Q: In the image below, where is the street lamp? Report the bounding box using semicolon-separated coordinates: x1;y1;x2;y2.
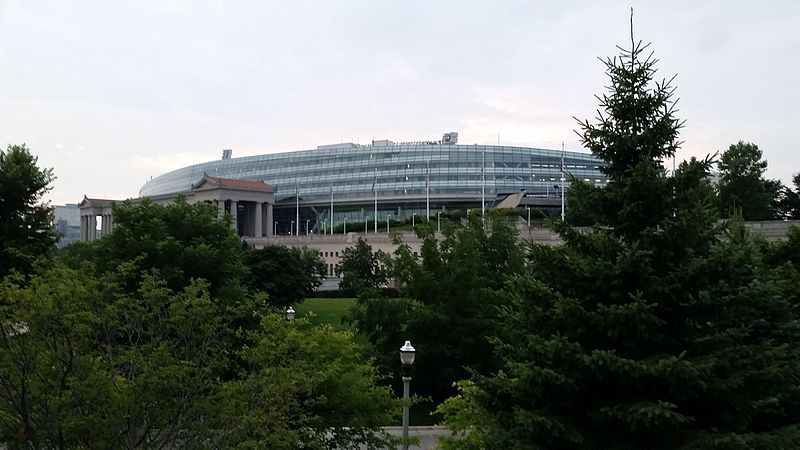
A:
400;340;416;450
387;214;392;235
274;221;278;236
365;216;369;234
291;220;295;236
323;219;327;235
527;207;531;227
437;211;441;233
412;212;416;228
344;216;348;234
286;306;296;321
305;219;310;235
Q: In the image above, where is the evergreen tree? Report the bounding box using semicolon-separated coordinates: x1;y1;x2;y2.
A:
439;28;800;449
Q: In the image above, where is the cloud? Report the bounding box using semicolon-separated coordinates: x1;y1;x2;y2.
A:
127;153;207;175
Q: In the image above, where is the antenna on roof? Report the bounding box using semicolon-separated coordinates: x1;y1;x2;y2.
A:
222;149;232;160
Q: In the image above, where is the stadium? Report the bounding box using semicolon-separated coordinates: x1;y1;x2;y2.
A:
138;132;608;234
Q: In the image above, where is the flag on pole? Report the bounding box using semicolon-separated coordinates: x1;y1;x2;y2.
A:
372;174;377;192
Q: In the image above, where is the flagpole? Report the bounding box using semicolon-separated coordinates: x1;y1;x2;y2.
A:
295;180;300;235
481;151;485;219
561;142;565;221
330;185;334;234
426;160;430;221
373;169;378;234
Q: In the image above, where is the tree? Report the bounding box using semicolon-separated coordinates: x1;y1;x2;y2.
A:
717;141;775;220
207;314;399;448
243;244;325;308
0;144;57;280
775;172;800;219
0;265;228;447
439;28;800;449
350;216;526;403
60;196;248;306
0;265;398;448
335;237;388;295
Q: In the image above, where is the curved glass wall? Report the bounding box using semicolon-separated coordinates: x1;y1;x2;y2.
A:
139;143;607;233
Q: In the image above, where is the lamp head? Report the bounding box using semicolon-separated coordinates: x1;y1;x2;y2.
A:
399;340;416;367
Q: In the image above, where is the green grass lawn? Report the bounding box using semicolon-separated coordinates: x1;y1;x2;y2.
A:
295;297;356;329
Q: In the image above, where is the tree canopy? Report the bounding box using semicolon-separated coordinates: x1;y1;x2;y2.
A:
243;244;325;308
334;237;388;296
348;217;527;403
438;31;800;449
0;144;56;280
0;265;397;448
717;141;776;220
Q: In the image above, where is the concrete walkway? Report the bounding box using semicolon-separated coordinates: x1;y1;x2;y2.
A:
378;426;452;449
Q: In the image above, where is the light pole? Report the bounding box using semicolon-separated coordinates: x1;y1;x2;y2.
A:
323;219;327;235
344;216;348;234
305;219;310;235
437;211;441;233
400;340;416;450
365;216;369;234
286;307;296;321
412;212;415;228
387;214;392;235
290;220;295;236
527;207;531;227
274;221;278;236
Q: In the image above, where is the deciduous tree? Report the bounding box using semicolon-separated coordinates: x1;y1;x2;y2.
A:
717;141;775;220
243;244;325;308
0;144;56;280
335;237;388;295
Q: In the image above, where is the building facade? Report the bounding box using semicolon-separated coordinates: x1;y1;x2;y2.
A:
139;133;608;234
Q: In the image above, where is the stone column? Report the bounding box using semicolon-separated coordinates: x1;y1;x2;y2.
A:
254;202;263;238
80;215;86;241
266;203;274;237
230;200;238;235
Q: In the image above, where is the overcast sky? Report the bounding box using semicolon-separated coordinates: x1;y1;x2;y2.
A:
1;1;798;204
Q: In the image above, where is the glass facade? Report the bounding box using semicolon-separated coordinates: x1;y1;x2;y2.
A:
139;142;607;233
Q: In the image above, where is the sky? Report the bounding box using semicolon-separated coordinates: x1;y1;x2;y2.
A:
1;1;798;204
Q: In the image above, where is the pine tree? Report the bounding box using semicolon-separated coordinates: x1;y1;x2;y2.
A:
439;19;800;450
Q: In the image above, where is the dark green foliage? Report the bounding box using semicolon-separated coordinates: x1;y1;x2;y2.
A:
774;173;800;219
243;244;325;308
717;141;776;220
0;265;227;447
439;33;800;449
0;144;57;280
335;237;388;295
61;196;248;305
208;314;398;449
573;39;682;238
0;266;397;448
350;216;527;403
